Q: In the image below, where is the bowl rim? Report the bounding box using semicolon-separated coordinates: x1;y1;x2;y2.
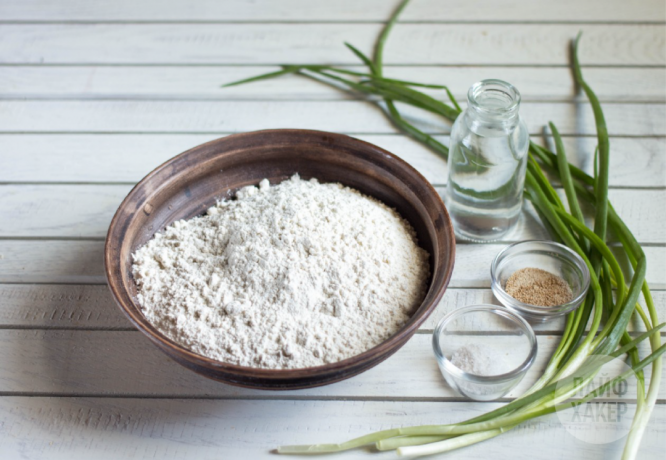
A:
490;239;591;317
104;128;456;382
432;304;538;383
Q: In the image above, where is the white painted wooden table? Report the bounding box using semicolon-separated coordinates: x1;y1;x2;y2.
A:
0;1;665;458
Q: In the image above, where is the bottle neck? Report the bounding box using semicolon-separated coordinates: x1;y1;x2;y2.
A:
466;79;521;130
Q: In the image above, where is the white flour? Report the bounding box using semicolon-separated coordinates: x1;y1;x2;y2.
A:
132;175;430;369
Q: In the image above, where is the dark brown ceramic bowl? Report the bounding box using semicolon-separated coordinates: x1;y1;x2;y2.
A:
105;129;455;390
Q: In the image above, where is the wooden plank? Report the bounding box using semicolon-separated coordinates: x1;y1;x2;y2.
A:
1;66;664;102
0;185;132;238
1;24;663;65
0;398;662;460
0;100;664;136
0;330;662;400
1;0;664;22
0;185;663;242
1;135;664;188
0;240;106;284
2;284;663;335
0;134;452;186
2;241;664;288
446;244;666;289
0;284;130;329
420;288;666;334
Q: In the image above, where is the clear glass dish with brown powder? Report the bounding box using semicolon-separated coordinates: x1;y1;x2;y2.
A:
491;241;590;323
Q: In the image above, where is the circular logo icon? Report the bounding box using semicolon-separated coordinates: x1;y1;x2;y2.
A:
555;354;637;444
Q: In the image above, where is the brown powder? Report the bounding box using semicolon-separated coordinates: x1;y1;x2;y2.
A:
505;267;573;307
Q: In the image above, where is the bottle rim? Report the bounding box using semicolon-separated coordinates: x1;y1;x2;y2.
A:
467;79;521;116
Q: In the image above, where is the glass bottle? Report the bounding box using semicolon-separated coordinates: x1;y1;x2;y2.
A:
446;79;529;242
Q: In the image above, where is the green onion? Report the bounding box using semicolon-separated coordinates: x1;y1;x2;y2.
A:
223;1;663;458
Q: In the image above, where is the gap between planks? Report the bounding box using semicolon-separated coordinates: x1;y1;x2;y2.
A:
1;20;665;25
1;63;665;68
0;393;660;405
1;184;663;190
1;0;664;22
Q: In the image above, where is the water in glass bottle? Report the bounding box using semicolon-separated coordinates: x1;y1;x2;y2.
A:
446;79;529;242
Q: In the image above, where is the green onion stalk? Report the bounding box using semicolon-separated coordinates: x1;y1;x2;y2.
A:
223;0;663;457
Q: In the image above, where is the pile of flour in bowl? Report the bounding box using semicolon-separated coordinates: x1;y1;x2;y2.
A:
132;174;430;369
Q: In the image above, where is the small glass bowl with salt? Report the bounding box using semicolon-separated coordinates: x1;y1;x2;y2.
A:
432;305;537;401
491;240;590;323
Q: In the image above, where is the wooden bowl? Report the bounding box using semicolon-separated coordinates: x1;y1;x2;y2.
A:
105;129;455;390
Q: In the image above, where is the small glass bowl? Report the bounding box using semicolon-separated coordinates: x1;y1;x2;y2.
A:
432;304;537;401
491;240;590;323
